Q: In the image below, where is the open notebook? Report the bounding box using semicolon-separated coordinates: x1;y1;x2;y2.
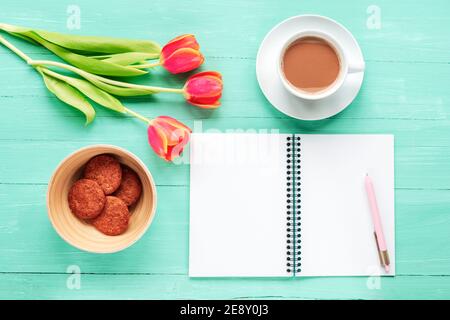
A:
189;133;395;277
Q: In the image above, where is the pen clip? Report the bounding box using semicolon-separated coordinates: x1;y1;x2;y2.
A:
374;232;390;267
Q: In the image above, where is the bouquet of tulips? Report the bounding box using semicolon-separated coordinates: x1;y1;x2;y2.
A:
0;23;223;161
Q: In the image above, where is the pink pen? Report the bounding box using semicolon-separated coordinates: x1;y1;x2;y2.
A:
365;174;390;273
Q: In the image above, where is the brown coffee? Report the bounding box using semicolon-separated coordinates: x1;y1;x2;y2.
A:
282;37;340;93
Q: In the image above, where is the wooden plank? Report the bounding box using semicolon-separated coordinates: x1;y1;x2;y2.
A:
0;185;448;276
0;57;449;121
0;273;449;299
0;0;449;63
1;141;450;190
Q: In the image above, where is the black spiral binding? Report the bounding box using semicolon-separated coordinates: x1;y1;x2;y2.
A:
295;135;302;275
285;135;302;276
285;135;294;275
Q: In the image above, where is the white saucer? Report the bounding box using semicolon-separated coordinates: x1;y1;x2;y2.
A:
256;15;365;121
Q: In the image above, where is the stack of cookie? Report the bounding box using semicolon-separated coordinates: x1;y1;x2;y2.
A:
68;154;142;236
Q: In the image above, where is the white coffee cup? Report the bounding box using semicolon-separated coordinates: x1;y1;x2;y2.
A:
278;30;365;100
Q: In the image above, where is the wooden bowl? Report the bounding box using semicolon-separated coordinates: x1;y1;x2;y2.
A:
47;145;157;253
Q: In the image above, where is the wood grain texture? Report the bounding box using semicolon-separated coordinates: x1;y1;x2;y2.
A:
0;0;449;299
1;274;449;300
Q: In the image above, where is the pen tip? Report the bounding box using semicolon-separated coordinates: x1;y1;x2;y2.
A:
384;265;390;273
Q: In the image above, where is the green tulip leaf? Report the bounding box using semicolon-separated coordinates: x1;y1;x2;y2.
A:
37;67;95;125
1;23;160;95
101;52;159;65
2;26;149;77
0;23;161;55
41;68;126;113
9;32;38;45
44;65;158;96
35;30;161;55
84;76;157;96
26;31;147;77
0;23;29;33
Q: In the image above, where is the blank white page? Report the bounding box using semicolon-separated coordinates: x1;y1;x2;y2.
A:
189;133;289;277
298;134;395;276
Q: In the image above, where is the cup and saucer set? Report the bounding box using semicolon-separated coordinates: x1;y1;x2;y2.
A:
256;15;365;120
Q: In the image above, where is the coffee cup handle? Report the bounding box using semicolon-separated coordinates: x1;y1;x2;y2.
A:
348;60;365;74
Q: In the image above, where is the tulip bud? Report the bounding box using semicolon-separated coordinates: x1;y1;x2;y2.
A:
183;71;223;109
161;34;199;58
160;34;204;74
147;116;192;161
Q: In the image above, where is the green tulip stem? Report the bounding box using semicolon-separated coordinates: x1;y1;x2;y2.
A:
133;61;162;69
30;60;184;94
123;107;152;125
0;35;32;63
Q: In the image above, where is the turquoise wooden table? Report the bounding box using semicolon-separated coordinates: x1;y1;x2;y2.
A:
0;0;449;299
